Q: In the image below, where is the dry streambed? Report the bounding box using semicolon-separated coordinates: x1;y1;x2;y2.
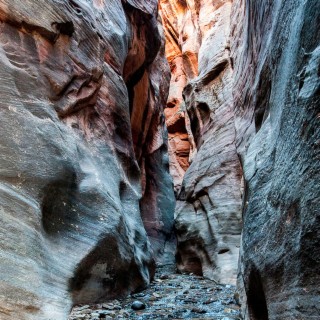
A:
69;266;241;319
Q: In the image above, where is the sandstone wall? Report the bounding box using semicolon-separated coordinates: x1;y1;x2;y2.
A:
159;0;198;192
0;1;174;319
231;0;320;318
161;4;319;320
160;0;243;284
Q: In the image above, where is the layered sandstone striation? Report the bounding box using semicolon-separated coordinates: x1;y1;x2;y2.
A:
1;0;319;319
160;0;243;284
231;0;320;318
162;0;319;318
159;0;197;192
0;0;174;319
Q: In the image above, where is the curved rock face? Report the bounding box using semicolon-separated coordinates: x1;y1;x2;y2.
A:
161;5;319;318
231;0;320;318
160;0;243;284
0;1;174;319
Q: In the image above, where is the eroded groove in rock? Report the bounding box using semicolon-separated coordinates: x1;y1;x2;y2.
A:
0;1;174;319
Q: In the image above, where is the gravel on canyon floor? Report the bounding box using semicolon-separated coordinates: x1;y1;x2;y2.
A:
69;265;241;320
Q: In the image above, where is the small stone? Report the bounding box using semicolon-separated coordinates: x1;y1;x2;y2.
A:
191;307;206;314
80;309;92;314
203;299;216;305
76;305;90;311
183;299;197;303
131;300;146;310
152;292;161;297
132;292;145;298
91;313;99;317
160;274;169;280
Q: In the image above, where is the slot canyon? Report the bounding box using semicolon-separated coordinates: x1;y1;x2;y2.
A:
0;0;319;319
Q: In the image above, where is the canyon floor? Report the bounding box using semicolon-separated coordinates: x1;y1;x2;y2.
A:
69;265;241;320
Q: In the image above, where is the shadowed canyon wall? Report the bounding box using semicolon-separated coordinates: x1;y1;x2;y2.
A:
0;0;174;319
161;0;320;318
231;0;320;319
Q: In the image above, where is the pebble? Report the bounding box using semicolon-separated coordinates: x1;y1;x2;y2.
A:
191;307;207;314
76;305;90;311
132;292;145;298
131;300;146;310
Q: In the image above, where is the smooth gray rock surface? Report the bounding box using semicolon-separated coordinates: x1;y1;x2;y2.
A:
231;0;320;318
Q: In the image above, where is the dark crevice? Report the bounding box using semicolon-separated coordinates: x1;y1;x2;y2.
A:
254;64;272;132
119;181;128;200
167;115;188;134
247;268;269;320
191;187;208;202
52;21;75;37
69;0;82;14
125;66;146;116
189;110;201;147
198;102;210;126
218;249;230;254
230;57;234;70
201;60;228;86
134;80;154;161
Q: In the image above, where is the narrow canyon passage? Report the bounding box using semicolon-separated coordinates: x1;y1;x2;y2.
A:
0;0;319;320
69;2;245;318
69;2;244;316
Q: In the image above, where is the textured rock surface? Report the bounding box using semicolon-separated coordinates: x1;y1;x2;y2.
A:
230;0;320;318
69;265;241;319
159;0;197;192
0;1;174;319
161;5;319;320
160;0;243;285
